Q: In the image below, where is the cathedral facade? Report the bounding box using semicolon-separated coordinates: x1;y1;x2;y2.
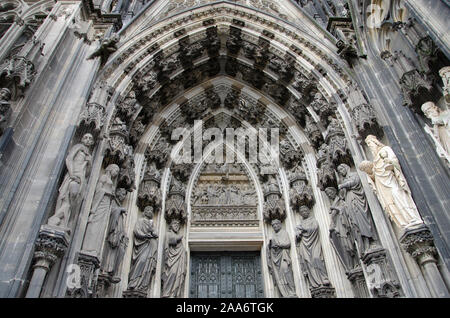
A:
0;0;449;298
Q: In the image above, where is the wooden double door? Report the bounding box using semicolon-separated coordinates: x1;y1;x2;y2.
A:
189;251;264;298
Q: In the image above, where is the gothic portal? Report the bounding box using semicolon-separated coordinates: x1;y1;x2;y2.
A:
0;0;449;299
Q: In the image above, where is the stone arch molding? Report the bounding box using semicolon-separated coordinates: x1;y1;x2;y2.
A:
47;1;411;299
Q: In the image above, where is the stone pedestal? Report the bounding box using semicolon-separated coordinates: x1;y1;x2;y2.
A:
310;286;336;298
122;290;148;298
400;225;450;297
347;266;370;298
25;225;70;298
66;252;100;298
362;247;402;298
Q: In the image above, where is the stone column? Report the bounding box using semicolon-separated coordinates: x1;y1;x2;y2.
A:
400;225;450;298
25;225;70;298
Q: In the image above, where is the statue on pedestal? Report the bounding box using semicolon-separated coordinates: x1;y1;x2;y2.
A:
359;135;424;230
267;219;297;298
127;206;159;292
100;188;128;283
421;102;450;166
295;206;331;289
82;164;121;256
161;219;186;298
337;164;375;255
48;133;94;227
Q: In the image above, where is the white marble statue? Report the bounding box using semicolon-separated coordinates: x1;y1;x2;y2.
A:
359;135;424;230
421;102;450;166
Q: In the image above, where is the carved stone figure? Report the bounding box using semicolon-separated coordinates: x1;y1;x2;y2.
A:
359;135;424;230
127;206;159;292
0;87;11;135
279;139;304;169
82;164;121;256
337;164;375;255
325;187;358;272
117;91;139;120
295;206;331;289
316;143;337;191
440;66;450;105
87;34;119;66
311;92;336;124
305;116;323;148
421;102;450;165
100;188;128;283
267;219;297;298
161;219;187;298
48;133;94;227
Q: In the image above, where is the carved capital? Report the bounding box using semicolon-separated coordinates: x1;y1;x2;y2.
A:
33;225;70;271
400;225;438;266
0;56;36;97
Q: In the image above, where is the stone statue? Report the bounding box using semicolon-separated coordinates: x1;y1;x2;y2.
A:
325;187;358;272
82;164;121;256
295;206;331;289
267;219;297;298
87;34;119;65
359;135;424;230
161;219;186;298
100;188;128;283
48;133;94;227
439;66;450;105
337;163;375;255
0;87;11;135
127;206;159;292
421;102;450;166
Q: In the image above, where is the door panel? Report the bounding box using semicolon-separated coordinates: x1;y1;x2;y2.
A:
190;252;264;298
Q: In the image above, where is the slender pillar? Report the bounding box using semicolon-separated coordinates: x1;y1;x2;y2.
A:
25;225;70;298
400;225;450;298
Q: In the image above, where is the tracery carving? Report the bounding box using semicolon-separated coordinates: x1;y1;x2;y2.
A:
263;175;286;222
289;165;314;211
324;117;352;166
